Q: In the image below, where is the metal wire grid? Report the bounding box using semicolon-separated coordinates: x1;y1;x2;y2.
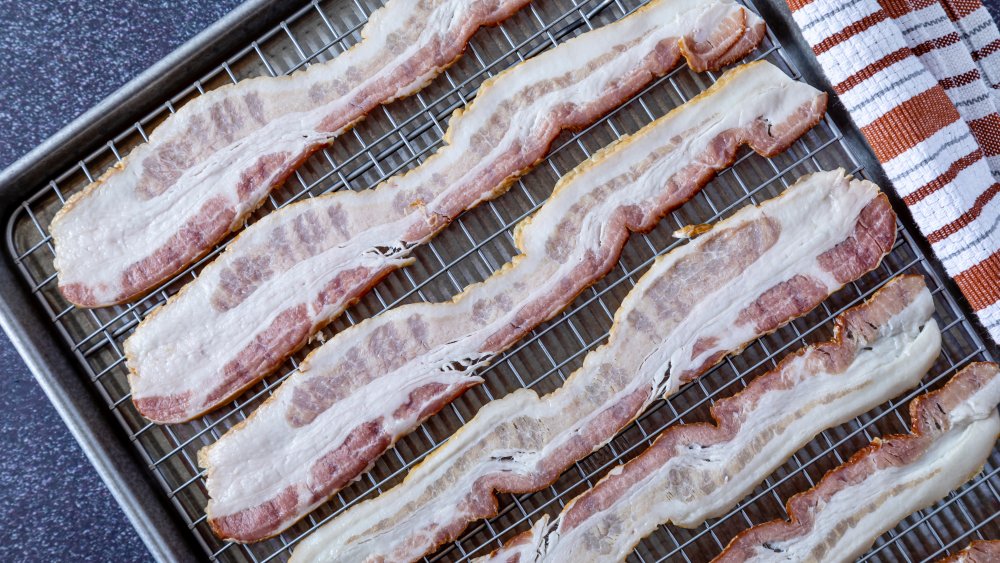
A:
4;0;996;561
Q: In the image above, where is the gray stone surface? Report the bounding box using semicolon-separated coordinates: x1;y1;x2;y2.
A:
0;1;998;562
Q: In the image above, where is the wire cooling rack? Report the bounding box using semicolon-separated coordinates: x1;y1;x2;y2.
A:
5;0;997;561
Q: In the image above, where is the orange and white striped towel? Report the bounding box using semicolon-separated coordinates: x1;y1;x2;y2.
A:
786;0;1000;343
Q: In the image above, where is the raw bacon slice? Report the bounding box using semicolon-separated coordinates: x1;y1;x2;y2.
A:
200;61;828;543
482;275;940;562
125;0;768;423
939;541;1000;563
713;362;1000;563
283;167;898;562
50;0;533;308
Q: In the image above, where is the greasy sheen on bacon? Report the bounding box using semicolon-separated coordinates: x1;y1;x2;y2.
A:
51;0;532;308
124;0;769;424
939;541;1000;563
714;362;1000;563
200;61;828;544
286;168;897;563
483;275;941;562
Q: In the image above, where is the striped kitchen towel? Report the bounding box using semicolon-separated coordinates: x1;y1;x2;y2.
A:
785;0;1000;344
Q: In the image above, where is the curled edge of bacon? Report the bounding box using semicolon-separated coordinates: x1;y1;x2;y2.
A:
713;361;1000;563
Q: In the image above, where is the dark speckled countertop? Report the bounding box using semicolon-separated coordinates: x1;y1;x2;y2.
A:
1;1;999;561
0;2;240;560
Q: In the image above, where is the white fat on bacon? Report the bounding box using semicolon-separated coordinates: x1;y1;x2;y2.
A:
714;362;1000;563
124;0;767;424
286;168;897;563
50;0;531;308
200;61;829;544
483;275;941;562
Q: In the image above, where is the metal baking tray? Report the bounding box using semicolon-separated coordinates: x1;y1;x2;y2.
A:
1;1;996;561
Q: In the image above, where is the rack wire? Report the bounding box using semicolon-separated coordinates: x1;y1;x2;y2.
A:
5;0;997;561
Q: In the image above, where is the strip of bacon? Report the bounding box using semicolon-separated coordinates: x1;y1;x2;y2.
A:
481;275;941;562
199;61;828;543
713;362;1000;563
938;541;1000;563
124;0;768;423
50;0;533;308
284;167;897;562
